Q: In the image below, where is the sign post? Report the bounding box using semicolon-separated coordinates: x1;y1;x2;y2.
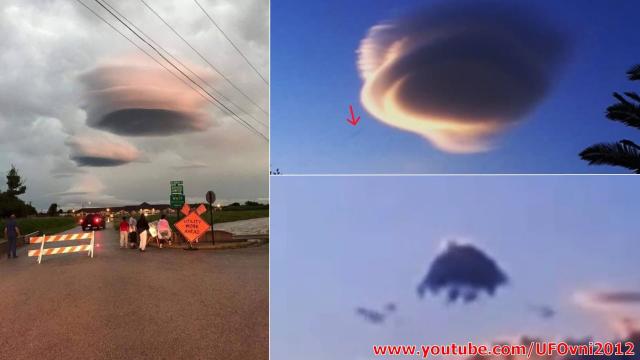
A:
170;181;185;244
206;190;216;245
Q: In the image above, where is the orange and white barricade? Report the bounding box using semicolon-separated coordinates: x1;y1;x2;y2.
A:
28;232;95;264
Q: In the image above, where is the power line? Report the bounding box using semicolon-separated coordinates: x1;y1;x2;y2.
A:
92;0;267;140
92;0;268;140
193;0;268;85
139;0;269;116
74;0;267;141
99;0;267;130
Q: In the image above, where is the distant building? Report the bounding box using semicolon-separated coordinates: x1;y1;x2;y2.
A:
76;202;176;217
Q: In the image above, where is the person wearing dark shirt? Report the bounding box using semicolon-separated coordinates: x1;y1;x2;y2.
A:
137;214;150;252
4;214;20;259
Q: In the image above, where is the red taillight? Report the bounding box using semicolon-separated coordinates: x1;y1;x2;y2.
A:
94;218;100;224
79;219;84;224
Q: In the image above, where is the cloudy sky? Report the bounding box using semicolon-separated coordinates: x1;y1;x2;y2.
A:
0;0;268;210
271;176;640;359
272;0;640;173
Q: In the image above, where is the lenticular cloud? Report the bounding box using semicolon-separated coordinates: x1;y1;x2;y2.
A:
67;135;141;167
357;1;568;153
81;60;213;136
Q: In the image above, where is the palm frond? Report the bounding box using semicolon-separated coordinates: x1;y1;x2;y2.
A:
606;92;640;129
628;64;640;81
579;140;640;173
624;92;640;103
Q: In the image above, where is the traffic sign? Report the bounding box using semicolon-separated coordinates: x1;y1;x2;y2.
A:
170;193;185;208
180;203;191;216
196;204;207;215
175;211;210;243
170;180;184;194
206;190;216;204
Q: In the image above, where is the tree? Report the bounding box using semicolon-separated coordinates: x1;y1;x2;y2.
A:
47;203;58;217
5;165;27;197
0;165;36;217
580;64;640;172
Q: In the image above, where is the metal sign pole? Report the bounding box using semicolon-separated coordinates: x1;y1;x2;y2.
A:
210;205;214;246
176;208;181;245
206;190;216;246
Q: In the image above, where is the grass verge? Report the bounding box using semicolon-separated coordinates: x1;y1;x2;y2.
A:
0;216;77;239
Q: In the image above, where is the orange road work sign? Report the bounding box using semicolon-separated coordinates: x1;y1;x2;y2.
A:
180;203;191;217
175;205;210;243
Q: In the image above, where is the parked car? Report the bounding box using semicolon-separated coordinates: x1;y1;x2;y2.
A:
80;213;105;231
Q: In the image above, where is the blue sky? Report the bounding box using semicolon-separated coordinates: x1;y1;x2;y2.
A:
271;0;640;174
271;175;640;359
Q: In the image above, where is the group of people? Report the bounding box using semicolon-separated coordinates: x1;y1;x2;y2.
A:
2;212;173;258
118;213;172;252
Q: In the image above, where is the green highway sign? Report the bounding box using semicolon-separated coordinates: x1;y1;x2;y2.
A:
170;180;184;194
170;193;185;208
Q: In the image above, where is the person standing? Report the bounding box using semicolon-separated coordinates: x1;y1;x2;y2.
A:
128;212;138;248
118;216;129;248
137;213;150;252
156;214;171;249
4;214;20;259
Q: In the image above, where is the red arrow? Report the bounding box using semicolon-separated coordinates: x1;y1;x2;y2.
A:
346;105;360;126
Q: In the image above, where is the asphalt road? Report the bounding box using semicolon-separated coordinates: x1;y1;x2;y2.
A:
0;226;268;359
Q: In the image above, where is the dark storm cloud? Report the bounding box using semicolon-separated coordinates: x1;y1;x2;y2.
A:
417;242;508;303
80;62;213;136
97;109;207;136
358;1;569;153
70;156;131;167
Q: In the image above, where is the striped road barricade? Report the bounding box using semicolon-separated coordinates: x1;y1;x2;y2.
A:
28;232;95;264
